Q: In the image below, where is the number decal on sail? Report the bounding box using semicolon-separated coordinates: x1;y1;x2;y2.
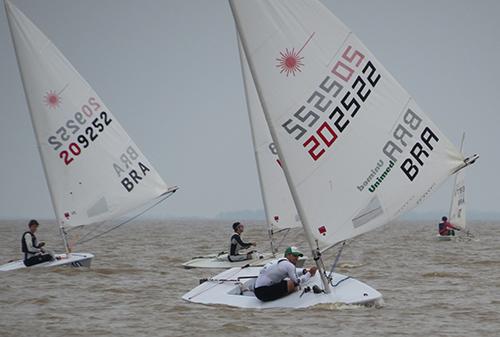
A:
66;120;80;134
362;61;381;86
303;122;337;161
269;142;278;155
303;135;324;160
48;136;63;150
281;45;381;161
86;126;97;141
59;150;74;165
55;103;113;166
88;97;101;111
100;111;112;125
282;119;307;140
47;97;102;150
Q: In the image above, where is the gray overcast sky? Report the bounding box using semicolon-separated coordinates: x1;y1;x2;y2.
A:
0;0;499;220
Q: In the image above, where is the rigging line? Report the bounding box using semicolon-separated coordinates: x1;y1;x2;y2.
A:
69;223;102;244
327;241;346;280
331;276;351;288
74;190;176;245
188;267;244;299
207;275;258;282
275;228;291;250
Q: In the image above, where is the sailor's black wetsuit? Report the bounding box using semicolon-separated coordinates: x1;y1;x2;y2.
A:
21;231;53;267
228;233;252;262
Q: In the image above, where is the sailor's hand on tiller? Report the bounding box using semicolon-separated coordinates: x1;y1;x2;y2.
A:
308;267;318;276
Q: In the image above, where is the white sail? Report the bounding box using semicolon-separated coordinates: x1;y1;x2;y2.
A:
230;0;465;251
6;0;172;228
449;133;466;229
238;39;301;232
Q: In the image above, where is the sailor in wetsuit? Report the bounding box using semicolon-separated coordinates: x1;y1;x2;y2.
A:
21;219;54;267
228;222;256;262
254;246;317;302
438;216;460;236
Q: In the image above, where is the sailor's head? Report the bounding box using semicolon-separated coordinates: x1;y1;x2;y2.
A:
442;216;448;222
284;246;303;265
28;219;39;233
232;222;244;233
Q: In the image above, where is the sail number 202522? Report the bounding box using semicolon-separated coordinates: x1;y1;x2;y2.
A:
281;45;381;162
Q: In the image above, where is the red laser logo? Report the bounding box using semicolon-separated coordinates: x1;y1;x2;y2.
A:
276;32;315;77
44;90;62;109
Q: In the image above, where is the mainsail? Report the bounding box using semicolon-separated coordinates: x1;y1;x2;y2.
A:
449;133;466;229
238;39;301;233
230;0;466;251
6;0;173;229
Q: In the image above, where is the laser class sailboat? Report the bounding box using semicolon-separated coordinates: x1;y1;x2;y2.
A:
438;133;478;241
183;0;477;308
0;1;177;272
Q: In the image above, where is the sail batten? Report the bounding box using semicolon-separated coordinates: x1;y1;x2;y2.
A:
6;0;172;228
230;0;465;250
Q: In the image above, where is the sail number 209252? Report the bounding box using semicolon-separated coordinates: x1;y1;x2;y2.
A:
47;97;113;165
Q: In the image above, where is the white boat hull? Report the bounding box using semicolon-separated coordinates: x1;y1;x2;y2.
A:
182;252;306;269
182;266;382;309
0;253;94;272
436;235;455;241
182;252;275;269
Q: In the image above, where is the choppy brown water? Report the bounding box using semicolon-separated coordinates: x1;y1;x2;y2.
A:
0;219;499;337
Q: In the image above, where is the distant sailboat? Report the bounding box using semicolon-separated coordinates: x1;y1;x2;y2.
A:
182;39;303;270
183;0;477;308
438;133;478;241
449;133;468;229
0;0;177;272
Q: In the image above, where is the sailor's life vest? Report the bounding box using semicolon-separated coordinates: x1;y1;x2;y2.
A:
21;231;37;253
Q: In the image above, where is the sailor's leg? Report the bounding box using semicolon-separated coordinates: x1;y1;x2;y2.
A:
23;254;52;267
228;254;249;262
23;256;39;267
40;254;54;263
254;280;290;301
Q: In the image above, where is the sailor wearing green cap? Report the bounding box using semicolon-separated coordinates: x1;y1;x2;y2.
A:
254;246;317;302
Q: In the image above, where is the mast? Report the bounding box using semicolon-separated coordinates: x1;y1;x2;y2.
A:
5;0;69;254
230;2;331;293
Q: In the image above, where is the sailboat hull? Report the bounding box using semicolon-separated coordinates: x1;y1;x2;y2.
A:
182;252;275;269
0;252;94;272
182;266;382;309
182;252;307;269
436;235;455;242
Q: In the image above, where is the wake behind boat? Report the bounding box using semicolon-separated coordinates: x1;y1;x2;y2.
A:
1;1;177;272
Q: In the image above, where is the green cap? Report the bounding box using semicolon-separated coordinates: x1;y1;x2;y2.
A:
284;246;303;257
